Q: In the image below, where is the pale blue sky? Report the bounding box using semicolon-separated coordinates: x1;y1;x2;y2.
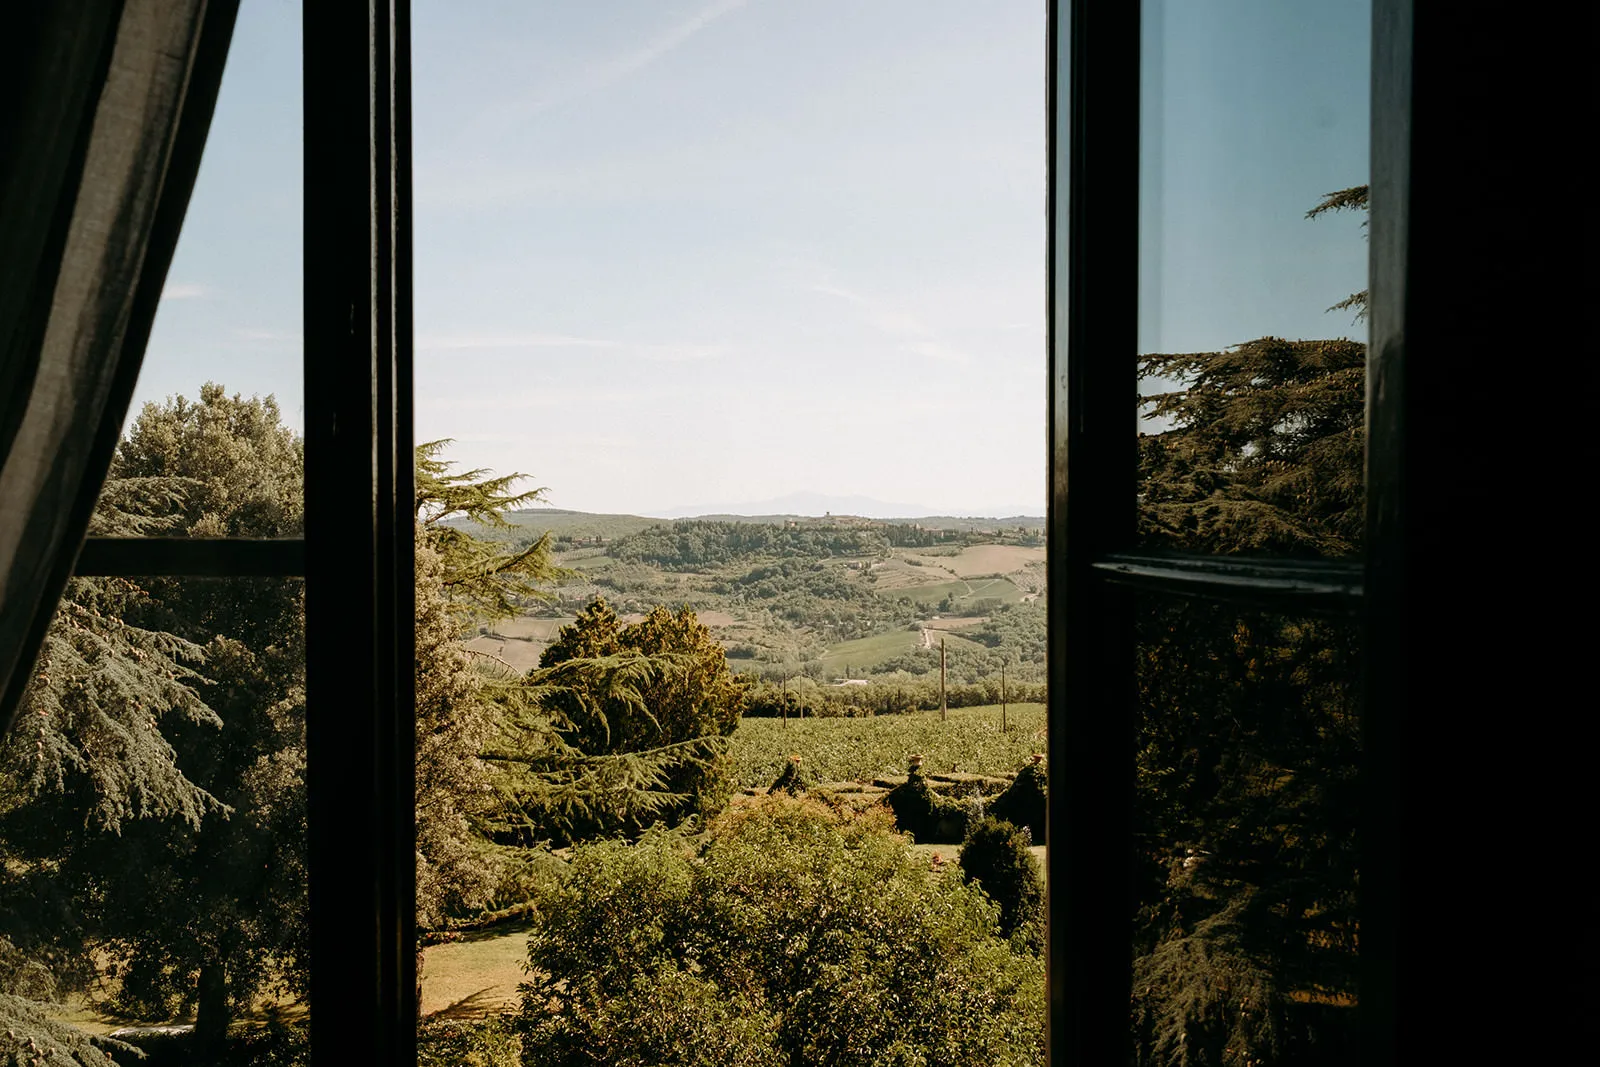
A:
136;0;1367;517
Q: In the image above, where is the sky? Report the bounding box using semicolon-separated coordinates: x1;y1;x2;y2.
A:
134;0;1367;518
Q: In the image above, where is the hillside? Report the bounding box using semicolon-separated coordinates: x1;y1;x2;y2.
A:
455;510;1047;685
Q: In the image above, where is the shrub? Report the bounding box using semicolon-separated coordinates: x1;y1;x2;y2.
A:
990;757;1048;844
884;764;969;843
959;817;1044;954
516;798;1044;1066
768;755;809;796
418;1015;521;1067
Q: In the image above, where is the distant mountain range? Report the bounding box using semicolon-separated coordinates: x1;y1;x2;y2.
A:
644;492;1044;521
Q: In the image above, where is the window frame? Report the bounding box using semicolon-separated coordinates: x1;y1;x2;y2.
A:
72;3;418;1061
1046;0;1388;1063
74;0;1581;1061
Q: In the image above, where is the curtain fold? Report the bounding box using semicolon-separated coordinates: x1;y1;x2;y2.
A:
0;0;241;735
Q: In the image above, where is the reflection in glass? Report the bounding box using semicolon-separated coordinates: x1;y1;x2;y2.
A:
1137;0;1369;559
1130;595;1358;1065
1;577;306;1064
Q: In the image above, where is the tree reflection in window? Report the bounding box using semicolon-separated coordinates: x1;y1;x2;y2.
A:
1138;189;1368;560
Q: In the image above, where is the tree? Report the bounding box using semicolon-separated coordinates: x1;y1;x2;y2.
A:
515;798;1044;1066
1138;187;1368;561
411;443;561;928
509;598;747;842
0;385;308;1048
416;439;557;622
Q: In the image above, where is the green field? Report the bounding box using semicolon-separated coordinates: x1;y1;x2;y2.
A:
727;702;1047;790
900;576;1025;607
815;628;923;672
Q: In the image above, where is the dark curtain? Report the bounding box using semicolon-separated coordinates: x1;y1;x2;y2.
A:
0;0;240;734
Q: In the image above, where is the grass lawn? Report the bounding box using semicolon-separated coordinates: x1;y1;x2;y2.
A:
422;923;535;1021
727;702;1047;790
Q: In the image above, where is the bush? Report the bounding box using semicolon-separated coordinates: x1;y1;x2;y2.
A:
990;757;1048;844
884;764;969;843
959;817;1044;954
418;1015;521;1067
516;798;1044;1066
768;756;809;796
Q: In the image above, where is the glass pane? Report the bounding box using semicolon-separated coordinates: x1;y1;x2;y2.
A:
1131;594;1359;1065
1136;0;1369;559
1;577;307;1065
413;4;1047;1061
99;0;304;536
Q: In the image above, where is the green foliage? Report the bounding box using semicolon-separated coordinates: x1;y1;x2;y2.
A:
113;383;301;540
414;531;506;928
512;599;746;840
1139;336;1365;558
884;766;970;844
607;520;886;570
727;704;1046;790
959;817;1044;953
418;1015;522;1067
1138;192;1367;561
721;559;911;643
515;798;1044;1066
1128;193;1366;1064
1130;894;1291;1067
767;756;808;796
0;994;132;1066
989;759;1048;845
2;386;308;1042
417;440;560;622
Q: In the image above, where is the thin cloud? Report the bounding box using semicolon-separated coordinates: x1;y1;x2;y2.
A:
480;0;747;130
810;279;971;366
160;283;210;301
417;332;728;362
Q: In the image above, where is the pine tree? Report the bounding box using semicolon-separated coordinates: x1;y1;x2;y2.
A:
0;385;307;1048
410;443;559;926
496;598;747;843
415;438;558;622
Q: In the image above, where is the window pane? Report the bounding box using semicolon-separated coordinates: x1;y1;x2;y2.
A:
1136;0;1369;559
100;0;304;536
1;577;307;1065
1130;593;1358;1065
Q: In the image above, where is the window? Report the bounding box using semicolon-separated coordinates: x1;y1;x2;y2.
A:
10;0;1581;1062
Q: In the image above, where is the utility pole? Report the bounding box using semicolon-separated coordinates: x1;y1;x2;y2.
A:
1001;662;1007;733
940;638;947;722
782;675;788;729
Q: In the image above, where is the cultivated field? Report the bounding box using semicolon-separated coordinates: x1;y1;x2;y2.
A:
907;543;1045;578
815;629;923;672
463;615;574;671
727;702;1047;790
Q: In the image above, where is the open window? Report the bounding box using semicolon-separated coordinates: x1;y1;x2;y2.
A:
3;0;1585;1063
